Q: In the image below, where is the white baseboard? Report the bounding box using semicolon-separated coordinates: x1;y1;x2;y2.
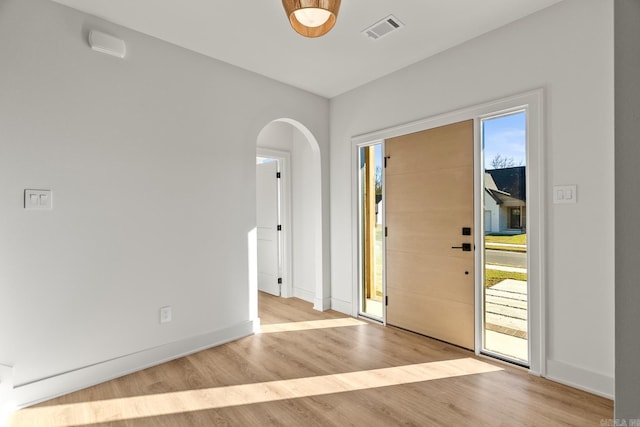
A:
330;298;352;315
314;297;331;312
293;287;314;304
12;320;256;409
546;359;614;399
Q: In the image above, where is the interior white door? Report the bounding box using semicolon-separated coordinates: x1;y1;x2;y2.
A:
256;160;281;296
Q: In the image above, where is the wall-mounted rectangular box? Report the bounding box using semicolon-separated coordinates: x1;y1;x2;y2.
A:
553;185;577;204
24;189;52;210
159;306;172;324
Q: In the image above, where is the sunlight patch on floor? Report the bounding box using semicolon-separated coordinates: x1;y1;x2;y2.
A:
259;317;368;333
8;358;503;427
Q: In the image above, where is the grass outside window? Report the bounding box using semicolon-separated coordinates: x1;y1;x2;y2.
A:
485;233;527;245
485;269;527;288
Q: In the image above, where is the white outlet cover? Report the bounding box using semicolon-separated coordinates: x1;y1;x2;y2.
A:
159;306;172;323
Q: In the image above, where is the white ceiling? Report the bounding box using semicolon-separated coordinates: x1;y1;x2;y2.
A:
51;0;563;98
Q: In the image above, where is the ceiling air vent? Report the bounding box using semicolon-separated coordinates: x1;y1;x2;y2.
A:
362;15;404;40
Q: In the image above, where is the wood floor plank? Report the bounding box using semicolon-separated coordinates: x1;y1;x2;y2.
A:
8;292;612;426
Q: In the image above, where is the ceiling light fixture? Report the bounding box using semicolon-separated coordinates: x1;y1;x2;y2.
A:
282;0;341;38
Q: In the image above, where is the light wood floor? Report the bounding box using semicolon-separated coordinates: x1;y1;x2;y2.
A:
9;293;612;426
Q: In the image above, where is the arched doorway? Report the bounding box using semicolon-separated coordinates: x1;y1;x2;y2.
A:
255;118;325;311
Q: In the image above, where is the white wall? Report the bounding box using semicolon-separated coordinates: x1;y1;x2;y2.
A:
0;0;329;406
329;0;614;397
291;129;319;302
257;121;294;152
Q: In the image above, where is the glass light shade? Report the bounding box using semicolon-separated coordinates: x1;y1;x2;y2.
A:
293;8;331;28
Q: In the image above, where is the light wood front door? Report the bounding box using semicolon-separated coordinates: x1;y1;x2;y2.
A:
385;120;475;350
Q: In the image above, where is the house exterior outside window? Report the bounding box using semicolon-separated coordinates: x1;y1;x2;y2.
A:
484;166;526;233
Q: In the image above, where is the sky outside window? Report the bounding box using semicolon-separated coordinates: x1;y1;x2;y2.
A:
483;111;526;169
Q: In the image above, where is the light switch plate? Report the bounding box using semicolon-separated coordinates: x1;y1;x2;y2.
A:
24;189;52;210
553;185;577;204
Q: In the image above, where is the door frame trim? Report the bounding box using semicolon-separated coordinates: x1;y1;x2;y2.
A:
256;148;293;298
351;89;545;376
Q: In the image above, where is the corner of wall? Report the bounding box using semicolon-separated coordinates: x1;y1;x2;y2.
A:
0;363;13;392
0;363;16;423
313;296;332;312
330;298;353;316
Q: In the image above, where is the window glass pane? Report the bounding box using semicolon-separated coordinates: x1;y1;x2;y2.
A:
482;111;528;365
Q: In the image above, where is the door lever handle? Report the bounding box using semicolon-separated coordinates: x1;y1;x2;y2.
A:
451;243;472;251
